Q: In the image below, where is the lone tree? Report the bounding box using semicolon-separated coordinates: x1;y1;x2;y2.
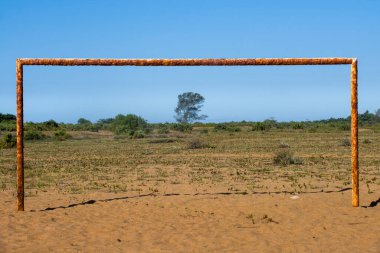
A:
174;92;207;123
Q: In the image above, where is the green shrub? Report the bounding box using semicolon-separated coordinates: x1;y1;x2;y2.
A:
77;118;92;125
25;122;43;131
114;126;128;135
214;123;228;131
227;126;241;132
131;130;145;139
157;123;170;134
171;123;192;132
43;120;59;129
54;130;71;141
0;133;16;149
0;113;16;121
112;114;149;135
214;124;241;132
76;118;99;132
88;125;100;132
252;122;268;131
25;130;45;140
273;150;303;166
291;122;304;130
77;123;99;132
0;121;16;131
113;114;147;130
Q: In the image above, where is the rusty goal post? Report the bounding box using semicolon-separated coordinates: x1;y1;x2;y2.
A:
15;58;359;211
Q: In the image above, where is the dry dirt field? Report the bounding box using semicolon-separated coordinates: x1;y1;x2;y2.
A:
1;128;379;252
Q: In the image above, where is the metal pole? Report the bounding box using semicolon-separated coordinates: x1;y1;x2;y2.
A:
17;58;353;66
16;60;24;211
351;59;359;207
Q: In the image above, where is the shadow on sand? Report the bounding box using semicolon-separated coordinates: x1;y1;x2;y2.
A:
31;187;354;212
362;197;380;208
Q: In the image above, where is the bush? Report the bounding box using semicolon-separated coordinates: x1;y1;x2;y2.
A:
131;130;145;139
227;126;241;132
77;118;92;125
273;150;303;166
157;123;170;134
24;130;45;140
77;123;99;132
0;133;16;149
171;123;192;132
43;120;59;129
252;122;268;131
114;126;128;135
214;123;228;131
214;124;241;132
200;128;209;134
112;114;148;135
363;139;371;144
0;113;16;121
340;139;351;147
87;124;100;132
187;138;213;149
291;122;304;130
54;130;71;141
113;114;147;130
0;121;16;131
279;141;290;148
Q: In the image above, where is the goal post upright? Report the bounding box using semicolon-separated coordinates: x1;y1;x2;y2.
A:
15;57;359;211
351;59;359;207
16;59;24;211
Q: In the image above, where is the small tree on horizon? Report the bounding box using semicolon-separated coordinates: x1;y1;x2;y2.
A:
77;118;92;125
174;92;207;124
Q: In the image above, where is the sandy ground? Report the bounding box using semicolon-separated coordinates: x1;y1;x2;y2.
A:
1;188;379;253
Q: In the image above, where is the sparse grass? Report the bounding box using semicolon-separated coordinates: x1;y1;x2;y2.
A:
279;141;290;148
200;129;209;134
273;150;303;166
261;214;278;224
0;126;379;196
187;138;213;149
340;139;351;147
363;139;371;144
148;138;177;144
246;213;255;224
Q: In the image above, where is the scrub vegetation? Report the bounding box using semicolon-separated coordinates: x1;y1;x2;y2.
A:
1;110;379;196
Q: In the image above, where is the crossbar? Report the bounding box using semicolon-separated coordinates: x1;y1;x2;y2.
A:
15;58;359;211
18;58;353;66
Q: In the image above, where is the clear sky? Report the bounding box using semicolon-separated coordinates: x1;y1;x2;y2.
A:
0;0;379;123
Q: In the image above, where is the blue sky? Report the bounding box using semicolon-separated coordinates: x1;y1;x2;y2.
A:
0;0;379;123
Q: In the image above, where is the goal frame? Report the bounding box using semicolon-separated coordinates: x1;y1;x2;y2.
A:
15;58;359;211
